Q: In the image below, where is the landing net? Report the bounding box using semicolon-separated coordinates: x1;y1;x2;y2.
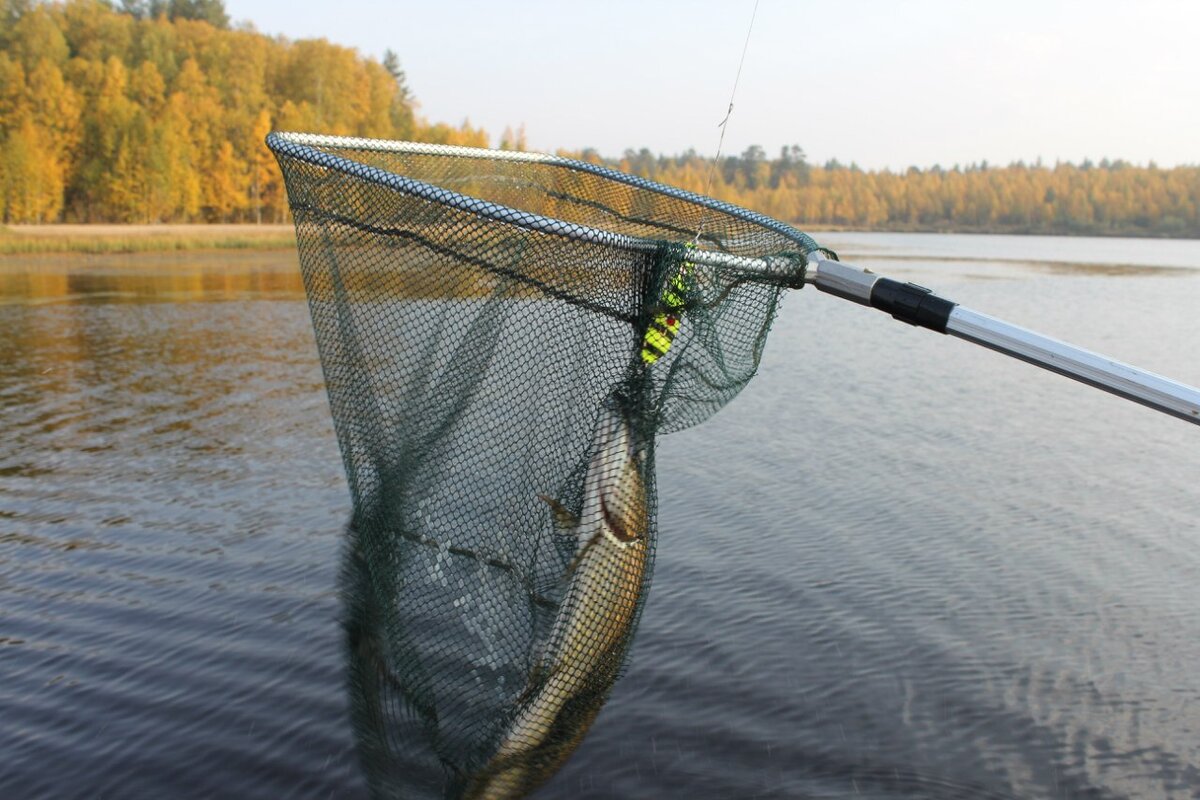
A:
268;132;823;798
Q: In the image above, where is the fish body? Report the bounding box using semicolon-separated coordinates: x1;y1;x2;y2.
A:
464;404;649;799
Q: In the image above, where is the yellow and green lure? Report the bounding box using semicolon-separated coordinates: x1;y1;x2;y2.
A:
640;246;695;365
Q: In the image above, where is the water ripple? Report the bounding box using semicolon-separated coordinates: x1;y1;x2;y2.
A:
3;244;1200;797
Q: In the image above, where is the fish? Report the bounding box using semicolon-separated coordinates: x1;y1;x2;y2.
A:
463;402;650;799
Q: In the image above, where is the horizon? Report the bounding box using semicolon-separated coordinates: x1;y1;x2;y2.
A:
227;0;1200;171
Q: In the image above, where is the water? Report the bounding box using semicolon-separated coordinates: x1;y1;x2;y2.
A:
1;235;1198;799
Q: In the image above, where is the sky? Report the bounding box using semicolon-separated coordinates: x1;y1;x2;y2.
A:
229;0;1200;171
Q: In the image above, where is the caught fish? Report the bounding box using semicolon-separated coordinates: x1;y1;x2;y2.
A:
464;403;650;799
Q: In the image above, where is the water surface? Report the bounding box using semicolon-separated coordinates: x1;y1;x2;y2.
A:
1;235;1198;798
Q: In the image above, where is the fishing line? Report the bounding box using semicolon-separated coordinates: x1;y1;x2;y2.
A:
694;0;761;246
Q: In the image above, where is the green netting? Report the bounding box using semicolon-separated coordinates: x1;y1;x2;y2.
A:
267;133;823;799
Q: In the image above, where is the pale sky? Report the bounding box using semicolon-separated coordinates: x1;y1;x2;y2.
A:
230;0;1200;170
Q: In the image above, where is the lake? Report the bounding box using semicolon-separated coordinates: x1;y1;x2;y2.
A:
1;233;1198;799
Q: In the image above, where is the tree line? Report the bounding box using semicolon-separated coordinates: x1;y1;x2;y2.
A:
598;146;1200;238
0;0;485;224
1;1;1197;237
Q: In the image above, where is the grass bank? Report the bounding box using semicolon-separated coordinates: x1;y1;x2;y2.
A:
0;224;297;256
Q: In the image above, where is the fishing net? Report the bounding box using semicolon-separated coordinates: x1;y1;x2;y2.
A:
267;133;824;798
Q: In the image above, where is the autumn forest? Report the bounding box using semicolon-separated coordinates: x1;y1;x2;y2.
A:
1;0;1198;238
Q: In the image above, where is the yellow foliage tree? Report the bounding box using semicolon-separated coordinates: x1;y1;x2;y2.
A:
204;140;245;220
247;108;278;223
1;118;65;223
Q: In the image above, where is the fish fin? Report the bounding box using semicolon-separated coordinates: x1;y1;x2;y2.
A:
562;528;604;579
538;494;579;531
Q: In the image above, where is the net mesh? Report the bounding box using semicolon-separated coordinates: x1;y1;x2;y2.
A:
267;133;822;799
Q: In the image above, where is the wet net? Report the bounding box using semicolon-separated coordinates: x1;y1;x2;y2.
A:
267;133;825;798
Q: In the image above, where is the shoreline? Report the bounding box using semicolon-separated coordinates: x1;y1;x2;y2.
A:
2;222;1197;259
0;224;298;257
808;224;1200;240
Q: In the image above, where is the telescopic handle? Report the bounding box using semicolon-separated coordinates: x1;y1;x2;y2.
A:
805;256;1200;426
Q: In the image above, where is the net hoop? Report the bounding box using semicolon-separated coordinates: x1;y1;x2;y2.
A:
267;131;819;278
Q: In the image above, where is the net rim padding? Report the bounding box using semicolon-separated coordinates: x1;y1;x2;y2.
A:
266;131;821;275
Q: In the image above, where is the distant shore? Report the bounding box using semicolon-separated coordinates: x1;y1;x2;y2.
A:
2;222;1195;259
811;223;1199;240
0;224;297;256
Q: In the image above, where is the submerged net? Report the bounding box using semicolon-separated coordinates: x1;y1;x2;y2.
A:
268;133;824;798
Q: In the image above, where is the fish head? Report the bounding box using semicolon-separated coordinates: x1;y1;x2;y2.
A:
581;402;647;546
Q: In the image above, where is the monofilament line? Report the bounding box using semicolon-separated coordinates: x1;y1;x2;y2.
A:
693;0;761;247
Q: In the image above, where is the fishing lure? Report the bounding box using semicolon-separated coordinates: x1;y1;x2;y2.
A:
640;248;694;365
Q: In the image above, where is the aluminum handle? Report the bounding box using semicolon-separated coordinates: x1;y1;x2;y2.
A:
946;307;1200;424
806;257;1200;426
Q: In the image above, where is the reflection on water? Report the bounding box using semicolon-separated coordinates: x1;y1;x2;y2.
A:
0;251;306;305
0;251;360;798
816;230;1200;270
837;253;1191;278
2;238;1200;799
